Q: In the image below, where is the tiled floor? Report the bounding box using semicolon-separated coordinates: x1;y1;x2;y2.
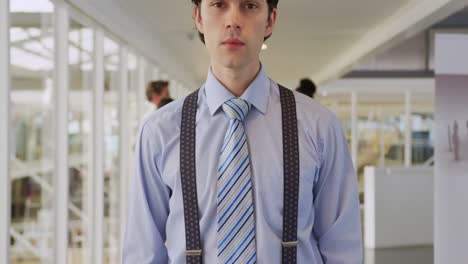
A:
364;246;433;264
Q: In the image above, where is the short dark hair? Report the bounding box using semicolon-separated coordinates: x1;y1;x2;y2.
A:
146;80;169;102
191;0;279;44
296;78;316;98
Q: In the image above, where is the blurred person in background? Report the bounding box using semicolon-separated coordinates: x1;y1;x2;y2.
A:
146;80;170;111
295;78;317;98
157;97;174;109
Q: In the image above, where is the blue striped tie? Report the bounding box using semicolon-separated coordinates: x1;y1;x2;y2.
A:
216;98;256;264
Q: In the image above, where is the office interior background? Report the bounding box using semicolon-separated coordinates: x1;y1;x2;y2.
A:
1;0;468;263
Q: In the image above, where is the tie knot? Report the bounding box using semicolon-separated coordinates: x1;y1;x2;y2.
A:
222;98;251;121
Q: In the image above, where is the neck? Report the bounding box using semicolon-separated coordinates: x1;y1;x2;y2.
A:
152;98;161;107
211;60;261;97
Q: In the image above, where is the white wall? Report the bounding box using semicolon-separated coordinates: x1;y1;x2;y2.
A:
364;166;433;249
434;33;468;264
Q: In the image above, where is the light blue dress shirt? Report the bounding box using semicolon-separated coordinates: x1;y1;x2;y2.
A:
123;66;363;263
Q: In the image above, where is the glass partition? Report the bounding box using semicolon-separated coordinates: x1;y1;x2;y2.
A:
67;18;94;264
9;0;55;263
103;36;120;264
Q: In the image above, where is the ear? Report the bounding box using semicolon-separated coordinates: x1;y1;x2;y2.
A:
194;6;204;34
265;8;277;38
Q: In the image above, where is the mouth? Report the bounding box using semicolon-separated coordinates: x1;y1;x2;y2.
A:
222;38;245;49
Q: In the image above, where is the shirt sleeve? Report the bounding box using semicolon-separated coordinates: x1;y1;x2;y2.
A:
312;114;363;263
122;121;171;264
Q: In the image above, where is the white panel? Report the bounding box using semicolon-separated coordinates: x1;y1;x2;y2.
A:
91;29;104;264
433;68;468;263
364;167;434;248
119;46;129;263
364;167;376;248
53;3;70;264
435;34;468;75
0;0;11;263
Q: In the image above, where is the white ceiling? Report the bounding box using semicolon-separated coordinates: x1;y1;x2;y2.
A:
75;0;468;88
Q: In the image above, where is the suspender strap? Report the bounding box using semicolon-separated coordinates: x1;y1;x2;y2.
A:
180;89;203;264
279;85;300;264
180;85;299;264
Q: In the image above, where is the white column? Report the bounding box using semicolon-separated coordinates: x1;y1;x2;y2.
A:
91;29;104;264
53;3;70;264
0;0;11;263
351;91;358;168
137;57;147;122
118;47;129;262
404;90;412;167
434;33;468;264
378;108;385;167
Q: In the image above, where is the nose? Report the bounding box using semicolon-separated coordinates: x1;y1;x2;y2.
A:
225;6;241;31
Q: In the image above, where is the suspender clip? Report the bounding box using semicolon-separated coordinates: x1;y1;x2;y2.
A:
281;240;298;248
186;249;203;256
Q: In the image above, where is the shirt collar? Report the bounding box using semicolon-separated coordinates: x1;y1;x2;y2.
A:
204;64;270;116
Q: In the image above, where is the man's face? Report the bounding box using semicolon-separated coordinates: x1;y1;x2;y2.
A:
160;86;170;99
195;0;277;70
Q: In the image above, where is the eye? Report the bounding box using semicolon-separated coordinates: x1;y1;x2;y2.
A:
212;1;224;8
245;2;259;9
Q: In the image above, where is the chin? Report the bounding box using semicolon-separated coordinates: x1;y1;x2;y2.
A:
221;57;246;69
224;62;241;69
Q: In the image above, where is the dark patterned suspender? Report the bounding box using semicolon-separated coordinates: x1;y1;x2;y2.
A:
180;85;299;264
278;85;300;264
180;90;203;264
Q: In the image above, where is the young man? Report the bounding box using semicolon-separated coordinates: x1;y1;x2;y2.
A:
123;0;362;263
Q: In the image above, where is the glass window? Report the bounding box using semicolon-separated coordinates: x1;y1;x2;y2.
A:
128;52;139;150
319;92;352;147
357;92;405;169
411;92;435;165
103;36;120;264
320;91;406;202
9;1;55;263
122;52;139;248
143;63;156;116
68;19;94;264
